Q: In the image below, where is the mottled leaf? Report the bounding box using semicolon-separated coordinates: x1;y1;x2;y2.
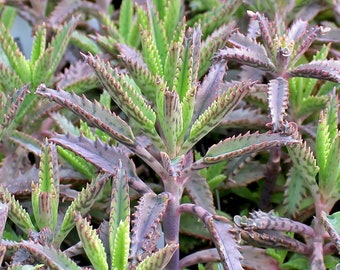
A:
321;212;340;252
267;77;289;132
75;213;108;270
130;193;169;266
135;244;178;270
289;60;340;83
36;85;135;145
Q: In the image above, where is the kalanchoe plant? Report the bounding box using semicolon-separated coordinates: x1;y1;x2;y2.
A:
35;1;300;269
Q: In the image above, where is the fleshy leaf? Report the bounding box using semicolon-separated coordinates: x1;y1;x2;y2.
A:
74;213;108;270
267;77;289;132
130;193;169;267
0;185;35;233
119;0;133;42
53;174;109;247
181;81;252;153
289;60;340;83
199;130;299;167
109;161;130;269
206;215;243;270
19;240;81;270
30;23;46;64
0;62;23;91
36;85;136;145
287;141;320;202
135;244;178;270
321;212;340;252
216;47;276;73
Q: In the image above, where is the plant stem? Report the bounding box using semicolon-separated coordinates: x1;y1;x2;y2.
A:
163;176;183;270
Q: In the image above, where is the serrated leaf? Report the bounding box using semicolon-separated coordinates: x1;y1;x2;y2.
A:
75;213;108;270
135;244;178;270
0;21;31;83
19;240;81;270
130;193;169;266
283;166;307;217
9;130;42;156
321;212;340;252
109;162;130;263
268;77;289;131
0;202;8;239
116;43;158;103
32;47;53;87
298;95;328;117
173;27;200;101
119;0;133;42
322;135;340;199
289;60;340;83
202;131;299;165
53;174;109;246
161;90;183;157
206;216;243;270
0;62;23;91
111;218;130;270
217;47;276;73
0;185;35;233
83;54;156;127
316;110;331;180
36;85;135;145
287;141;320;201
30;24;46;64
47;17;78;78
163;0;181;42
199;23;235;78
181;81;251;153
184;171;216;214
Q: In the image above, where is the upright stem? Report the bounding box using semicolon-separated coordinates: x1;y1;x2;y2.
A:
163;176;183;270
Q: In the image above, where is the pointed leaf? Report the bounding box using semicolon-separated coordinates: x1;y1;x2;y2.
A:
75;213;108;270
0;21;31;83
207;216;243;270
109;162;130;263
184;171;216;215
268;77;289;131
321;212;340;252
289;60;340;83
181;81;252;153
201;130;299;166
298;95;328;117
217;47;276;73
163;0;181;41
199;23;234;78
0;63;23;91
111;218;130;270
136;244;178;270
53;174;109;246
287;20;308;43
19;241;81;270
287;141;320;202
119;0;133;42
30;23;46;64
36;85;135;145
116;43;158;103
9;130;42;157
316;110;331;180
161;90;183;157
130;193;169;266
47;17;78;77
0;185;35;233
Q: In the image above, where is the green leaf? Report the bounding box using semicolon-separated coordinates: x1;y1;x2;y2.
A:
161;90;183;157
130;193;169;267
30;24;46;64
203;131;299;165
109;162;130;265
0;185;35;233
316;110;331;180
0;21;30;83
119;0;133;42
0;6;16;29
287;141;320;202
111;218;130;270
70;30;101;54
47;17;78;78
321;212;340;252
75;213;108;270
163;0;181;42
36;85;136;146
135;244;178;270
32;47;53;87
53;174;109;247
298;95;328;117
19;241;82;270
181;81;251;153
0;62;23;91
322;135;340;199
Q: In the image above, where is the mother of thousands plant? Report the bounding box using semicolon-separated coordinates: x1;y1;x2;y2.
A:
36;1;299;269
